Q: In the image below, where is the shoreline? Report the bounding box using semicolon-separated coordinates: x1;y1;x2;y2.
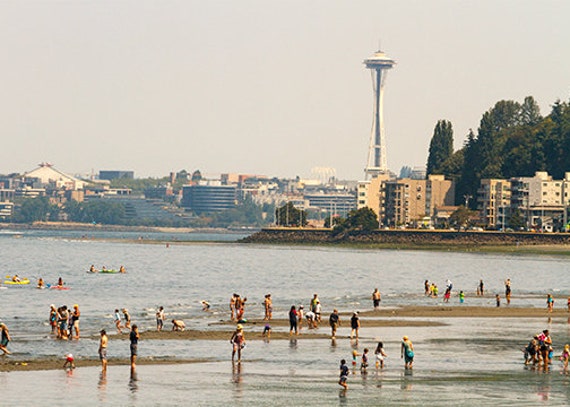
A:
240;228;570;255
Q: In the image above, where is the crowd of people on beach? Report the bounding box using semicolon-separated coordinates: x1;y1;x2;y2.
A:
521;329;570;372
4;271;570;394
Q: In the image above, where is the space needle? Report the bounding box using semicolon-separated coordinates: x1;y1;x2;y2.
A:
363;49;396;179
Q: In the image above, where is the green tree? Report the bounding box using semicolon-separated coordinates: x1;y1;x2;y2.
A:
13;197;53;223
275;202;307;227
332;207;378;236
508;208;525;230
449;206;476;230
426;120;454;176
81;200;126;224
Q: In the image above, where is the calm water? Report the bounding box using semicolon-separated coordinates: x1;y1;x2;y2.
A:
1;231;570;405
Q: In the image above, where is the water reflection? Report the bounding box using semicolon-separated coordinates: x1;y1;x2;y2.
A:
232;361;243;399
401;369;413;390
289;338;298;350
330;338;337;349
98;372;107;403
129;369;138;393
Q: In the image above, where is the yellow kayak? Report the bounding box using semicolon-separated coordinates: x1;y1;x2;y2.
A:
4;277;30;285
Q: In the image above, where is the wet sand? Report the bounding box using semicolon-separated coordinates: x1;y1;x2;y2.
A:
4;304;565;372
0;357;208;372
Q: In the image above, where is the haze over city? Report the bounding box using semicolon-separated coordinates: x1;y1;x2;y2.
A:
1;1;569;180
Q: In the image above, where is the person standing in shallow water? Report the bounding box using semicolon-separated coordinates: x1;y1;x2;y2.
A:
329;309;340;339
505;279;512;305
547;294;555;313
401;336;414;369
478;279;484;296
130;324;139;370
99;329;108;372
230;324;246;362
0;323;11;355
372;288;381;309
289;305;298;336
350;312;360;339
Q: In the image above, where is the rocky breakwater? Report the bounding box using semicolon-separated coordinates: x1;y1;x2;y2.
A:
240;228;570;247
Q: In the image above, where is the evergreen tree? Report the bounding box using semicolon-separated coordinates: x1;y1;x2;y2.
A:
426;120;454;176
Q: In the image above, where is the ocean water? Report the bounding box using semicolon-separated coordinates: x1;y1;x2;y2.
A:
1;231;570;405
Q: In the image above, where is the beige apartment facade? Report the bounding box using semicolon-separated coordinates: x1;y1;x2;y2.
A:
380;175;454;227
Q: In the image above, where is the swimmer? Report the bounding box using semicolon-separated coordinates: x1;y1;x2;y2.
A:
37;277;45;289
119;265;126;273
89;265;96;273
201;300;211;311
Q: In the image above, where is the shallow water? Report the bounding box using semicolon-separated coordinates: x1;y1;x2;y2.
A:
1;232;570;405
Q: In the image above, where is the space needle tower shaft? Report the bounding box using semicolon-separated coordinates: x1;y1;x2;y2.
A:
363;49;396;179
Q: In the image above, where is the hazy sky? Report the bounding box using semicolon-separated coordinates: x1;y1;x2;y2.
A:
1;1;569;180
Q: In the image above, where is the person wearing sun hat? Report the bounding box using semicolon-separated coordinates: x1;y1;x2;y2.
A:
230;324;246;362
401;335;414;369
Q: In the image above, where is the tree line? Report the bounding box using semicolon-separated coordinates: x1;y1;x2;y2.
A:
426;96;570;207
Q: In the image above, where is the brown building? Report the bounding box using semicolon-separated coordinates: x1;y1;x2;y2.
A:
381;175;455;227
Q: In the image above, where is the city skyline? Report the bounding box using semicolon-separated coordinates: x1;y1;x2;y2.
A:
1;1;569;180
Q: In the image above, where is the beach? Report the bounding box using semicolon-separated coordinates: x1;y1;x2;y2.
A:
1;304;564;373
2;231;570;405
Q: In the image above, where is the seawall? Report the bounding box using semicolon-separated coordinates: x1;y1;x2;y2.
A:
240;228;570;247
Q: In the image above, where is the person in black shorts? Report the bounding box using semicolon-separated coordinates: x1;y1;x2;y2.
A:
130;324;139;370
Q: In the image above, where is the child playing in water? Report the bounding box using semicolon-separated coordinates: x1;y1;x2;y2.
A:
360;348;369;372
338;359;349;389
459;291;465;304
262;323;271;338
374;341;388;369
561;344;570;371
351;349;360;367
496;294;501;307
63;353;75;370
